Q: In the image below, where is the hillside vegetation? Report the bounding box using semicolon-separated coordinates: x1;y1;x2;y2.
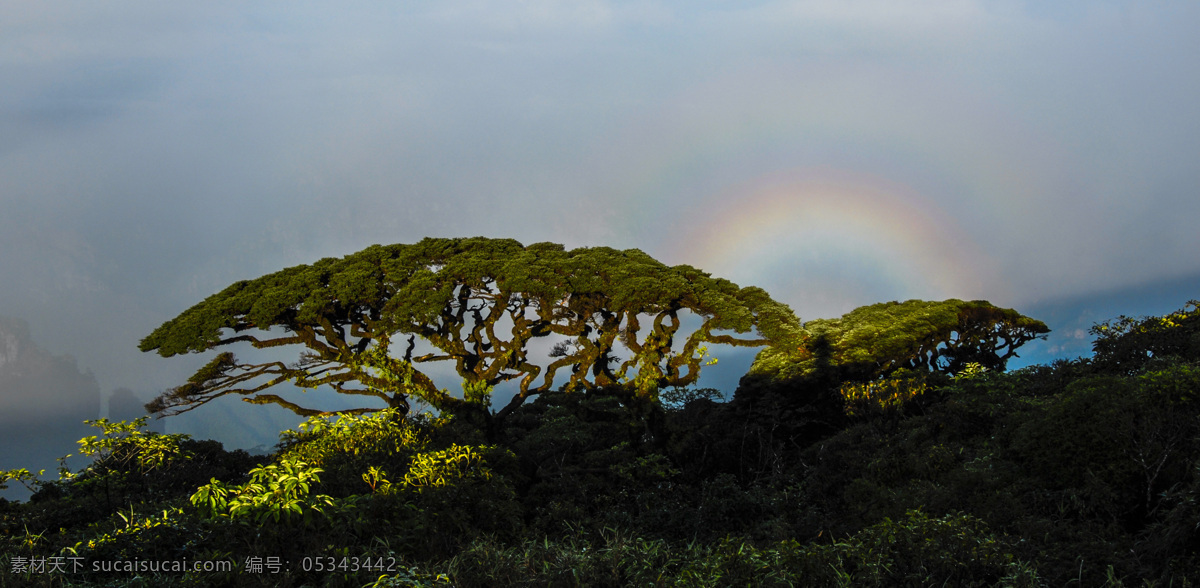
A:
3;260;1199;586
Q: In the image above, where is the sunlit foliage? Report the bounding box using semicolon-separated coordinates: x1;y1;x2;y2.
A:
191;459;335;526
1091;299;1200;374
839;370;931;418
749;298;1049;385
76;417;193;478
140;237;799;422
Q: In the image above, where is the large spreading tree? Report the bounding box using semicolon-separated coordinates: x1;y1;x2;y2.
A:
140;237;800;421
746;298;1051;386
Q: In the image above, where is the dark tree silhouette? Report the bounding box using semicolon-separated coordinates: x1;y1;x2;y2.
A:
141;237;799;421
1089;300;1200;375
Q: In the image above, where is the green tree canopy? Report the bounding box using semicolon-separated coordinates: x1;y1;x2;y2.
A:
1090;300;1200;375
746;299;1050;386
140;237;799;420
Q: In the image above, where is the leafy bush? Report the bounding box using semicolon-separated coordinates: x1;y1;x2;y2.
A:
396;444;523;559
403;445;495;489
1013;365;1200;528
76;417;193;477
276;408;429;497
407;511;1026;587
191;458;335;526
824;509;1023;586
839;369;933;419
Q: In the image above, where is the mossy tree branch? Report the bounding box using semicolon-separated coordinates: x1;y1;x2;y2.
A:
141;237;799;421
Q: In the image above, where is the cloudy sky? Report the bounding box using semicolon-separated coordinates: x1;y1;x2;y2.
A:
2;1;1198;431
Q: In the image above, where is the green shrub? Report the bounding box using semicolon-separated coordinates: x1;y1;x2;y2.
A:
1013;365;1200;528
831;510;1021;586
191;458;335;526
1091;300;1200;374
276;409;429;497
424;512;1025;587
